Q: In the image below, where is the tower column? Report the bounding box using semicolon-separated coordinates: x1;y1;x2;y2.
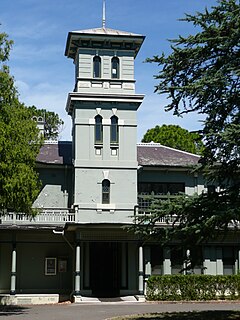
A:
144;246;151;282
138;245;144;295
10;243;17;295
163;247;171;275
74;231;81;299
237;249;240;274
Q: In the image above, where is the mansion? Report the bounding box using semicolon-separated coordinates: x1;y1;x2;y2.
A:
0;22;239;305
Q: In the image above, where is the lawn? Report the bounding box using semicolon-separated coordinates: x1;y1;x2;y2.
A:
109;310;240;320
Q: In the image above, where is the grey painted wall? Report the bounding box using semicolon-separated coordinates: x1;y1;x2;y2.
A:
0;230;74;294
138;169;205;196
34;167;72;209
75;49;135;94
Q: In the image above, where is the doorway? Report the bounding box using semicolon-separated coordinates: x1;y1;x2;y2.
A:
90;242;120;297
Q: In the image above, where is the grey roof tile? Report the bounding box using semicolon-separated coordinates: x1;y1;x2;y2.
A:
37;142;200;167
37;142;72;165
137;143;200;167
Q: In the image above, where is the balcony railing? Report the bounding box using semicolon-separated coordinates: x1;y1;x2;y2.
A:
137;193;178;226
0;209;75;225
137;193;240;228
138;193;178;212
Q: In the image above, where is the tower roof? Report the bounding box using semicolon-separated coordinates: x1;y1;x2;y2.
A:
65;27;145;59
70;27;143;37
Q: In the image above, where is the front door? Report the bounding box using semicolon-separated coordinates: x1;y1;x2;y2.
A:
90;242;120;297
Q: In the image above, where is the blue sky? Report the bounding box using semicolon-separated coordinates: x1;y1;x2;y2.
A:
1;0;218;141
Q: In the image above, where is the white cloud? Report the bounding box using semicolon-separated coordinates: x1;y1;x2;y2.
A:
6;19;60;40
15;79;72;141
11;43;62;62
137;94;205;142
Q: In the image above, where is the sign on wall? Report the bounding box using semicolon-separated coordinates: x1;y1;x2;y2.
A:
58;258;67;273
45;257;57;275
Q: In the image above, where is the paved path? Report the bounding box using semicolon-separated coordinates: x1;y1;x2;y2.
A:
0;301;240;320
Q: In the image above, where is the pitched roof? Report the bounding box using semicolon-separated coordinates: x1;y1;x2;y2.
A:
37;142;200;168
37;142;72;165
137;143;200;167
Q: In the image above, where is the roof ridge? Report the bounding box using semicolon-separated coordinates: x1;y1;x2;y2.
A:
43;140;72;145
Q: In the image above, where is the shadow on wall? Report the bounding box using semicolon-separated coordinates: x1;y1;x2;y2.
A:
58;141;72;165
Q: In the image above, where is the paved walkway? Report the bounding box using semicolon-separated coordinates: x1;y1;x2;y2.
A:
0;301;239;320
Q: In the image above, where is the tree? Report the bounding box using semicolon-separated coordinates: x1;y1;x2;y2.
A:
0;31;42;215
27;105;64;140
142;124;203;154
134;0;240;249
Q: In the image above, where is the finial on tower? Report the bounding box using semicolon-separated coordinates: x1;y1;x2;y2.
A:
102;0;106;29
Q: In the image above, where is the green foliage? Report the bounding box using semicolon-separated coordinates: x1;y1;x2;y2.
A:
135;0;240;247
27;105;64;140
134;191;240;250
142;124;203;154
0;31;13;62
147;275;240;301
0;31;42;215
147;0;240;187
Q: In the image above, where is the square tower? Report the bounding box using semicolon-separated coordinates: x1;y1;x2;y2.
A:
65;27;145;223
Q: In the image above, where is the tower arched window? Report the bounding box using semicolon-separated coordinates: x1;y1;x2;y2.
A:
102;179;110;204
111;57;119;79
110;115;119;144
95;115;103;144
93;56;101;78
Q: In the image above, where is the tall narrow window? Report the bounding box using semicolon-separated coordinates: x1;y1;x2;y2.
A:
102;179;110;204
110;116;119;144
95;115;103;144
111;57;119;79
93;56;101;78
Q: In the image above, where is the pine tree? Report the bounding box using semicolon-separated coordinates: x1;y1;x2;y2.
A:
135;0;240;247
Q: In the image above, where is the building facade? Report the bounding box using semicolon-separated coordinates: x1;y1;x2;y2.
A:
0;24;240;305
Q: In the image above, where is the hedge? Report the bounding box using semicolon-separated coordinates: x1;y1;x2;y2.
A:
146;275;240;301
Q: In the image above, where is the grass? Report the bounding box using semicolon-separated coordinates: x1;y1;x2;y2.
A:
109;310;240;320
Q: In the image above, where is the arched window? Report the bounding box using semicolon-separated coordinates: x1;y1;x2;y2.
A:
102;179;110;204
93;56;101;78
111;57;119;79
110;116;119;144
95;115;103;144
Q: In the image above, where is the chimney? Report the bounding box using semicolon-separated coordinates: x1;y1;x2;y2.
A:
32;116;45;137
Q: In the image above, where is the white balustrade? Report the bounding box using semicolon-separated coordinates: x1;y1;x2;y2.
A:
0;209;75;225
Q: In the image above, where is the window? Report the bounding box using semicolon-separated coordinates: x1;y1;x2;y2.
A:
151;246;163;275
102;179;110;204
171;247;184;275
111;57;119;79
110;116;119;144
95;115;103;144
93;56;101;78
223;246;235;275
207;185;216;194
138;182;185;195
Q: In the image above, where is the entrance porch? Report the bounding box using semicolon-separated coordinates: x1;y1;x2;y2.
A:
72;226;144;301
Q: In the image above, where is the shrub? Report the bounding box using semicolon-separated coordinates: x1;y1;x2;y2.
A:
146;275;240;301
